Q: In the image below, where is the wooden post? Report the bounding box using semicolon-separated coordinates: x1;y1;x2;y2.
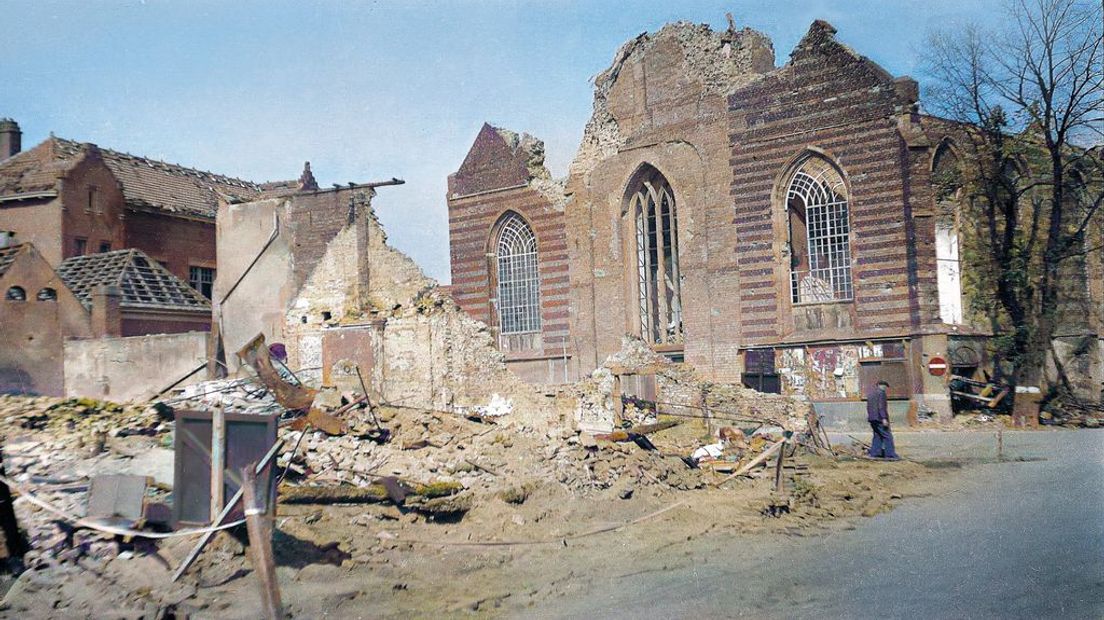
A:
699;389;714;437
612;374;623;425
773;442;786;494
997;427;1004;462
243;465;282;620
210;406;225;522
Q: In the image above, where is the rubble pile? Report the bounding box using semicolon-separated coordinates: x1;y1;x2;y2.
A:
0;395;172;570
170;378;283;416
1041;396;1104;428
575;336;812;432
0;334;824;616
273;400;708;502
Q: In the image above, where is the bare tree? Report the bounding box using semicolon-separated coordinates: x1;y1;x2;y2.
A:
925;0;1103;392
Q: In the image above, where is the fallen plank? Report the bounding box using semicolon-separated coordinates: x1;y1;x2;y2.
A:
595;420;680;443
465;459;499;476
714;439;786;487
237;333;316;410
279;481;462;505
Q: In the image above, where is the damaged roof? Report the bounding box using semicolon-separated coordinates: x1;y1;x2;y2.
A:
56;249;211;313
0;137;263;219
0;243;26;278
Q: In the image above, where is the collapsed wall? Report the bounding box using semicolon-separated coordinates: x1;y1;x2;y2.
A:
569;21;774;178
218;183;562;429
575;336;812;433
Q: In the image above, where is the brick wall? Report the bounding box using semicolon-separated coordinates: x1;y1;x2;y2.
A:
727;21;935;349
121;314;210;337
0;200;64;266
564;23;773;382
60;151;127;260
124;210;215;284
447;126;571;382
448;187;570;353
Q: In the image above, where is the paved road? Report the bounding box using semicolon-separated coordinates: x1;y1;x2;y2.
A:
527;430;1104;619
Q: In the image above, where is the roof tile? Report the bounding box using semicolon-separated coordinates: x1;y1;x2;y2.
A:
57;249;212;313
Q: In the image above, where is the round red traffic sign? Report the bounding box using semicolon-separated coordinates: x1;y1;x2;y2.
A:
928;356;948;376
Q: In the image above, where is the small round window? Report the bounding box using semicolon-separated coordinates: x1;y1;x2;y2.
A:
5;286;26;301
37;287;58;301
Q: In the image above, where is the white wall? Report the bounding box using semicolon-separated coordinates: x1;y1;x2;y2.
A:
63;331;208;402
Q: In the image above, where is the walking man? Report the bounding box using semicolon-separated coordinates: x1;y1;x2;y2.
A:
866;379;899;459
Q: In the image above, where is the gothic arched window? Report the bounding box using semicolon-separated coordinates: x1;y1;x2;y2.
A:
628;165;682;345
933;142;964;324
786;156;853;303
494;213;541;335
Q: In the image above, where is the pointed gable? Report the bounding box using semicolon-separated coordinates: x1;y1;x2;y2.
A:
448;123;532;197
0;138;73;197
729;20;911;126
57;249;211;312
789;20;894;83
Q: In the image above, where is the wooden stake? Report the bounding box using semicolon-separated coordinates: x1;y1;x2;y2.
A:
210;407;225;522
243;465;282;620
612;374;623;425
773;443;786;494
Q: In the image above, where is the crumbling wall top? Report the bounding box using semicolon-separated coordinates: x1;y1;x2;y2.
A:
569;20;775;177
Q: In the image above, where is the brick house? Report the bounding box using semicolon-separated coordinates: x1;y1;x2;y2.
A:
0;242;92;395
0;120;263;300
0;241;211;395
447;20;1103;417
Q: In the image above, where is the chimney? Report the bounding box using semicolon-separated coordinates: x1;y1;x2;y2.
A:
298;161;319;191
91;284;122;338
0;119;21;160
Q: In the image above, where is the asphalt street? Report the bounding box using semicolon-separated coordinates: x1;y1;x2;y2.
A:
527;430;1104;619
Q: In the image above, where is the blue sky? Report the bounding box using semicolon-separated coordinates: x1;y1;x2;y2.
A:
2;0;1003;281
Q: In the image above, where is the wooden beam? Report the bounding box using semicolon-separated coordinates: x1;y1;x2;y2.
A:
714;439;786;487
773;443;785;494
243;466;283;620
210;407;225;522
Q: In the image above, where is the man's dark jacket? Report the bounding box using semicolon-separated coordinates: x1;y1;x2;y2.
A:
867;387;888;422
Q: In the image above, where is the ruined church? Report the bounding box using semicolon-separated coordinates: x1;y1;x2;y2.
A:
446;20;1104;418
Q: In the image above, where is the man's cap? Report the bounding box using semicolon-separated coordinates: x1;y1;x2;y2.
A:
876;380;890;387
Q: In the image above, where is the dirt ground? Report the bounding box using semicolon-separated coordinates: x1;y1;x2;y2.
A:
0;405;967;619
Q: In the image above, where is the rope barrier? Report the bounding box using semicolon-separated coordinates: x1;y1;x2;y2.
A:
0;474;246;540
387;501;685;548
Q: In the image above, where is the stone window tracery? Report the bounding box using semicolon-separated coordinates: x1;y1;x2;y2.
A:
629;166;682;345
494;213;541;335
787;156;853;304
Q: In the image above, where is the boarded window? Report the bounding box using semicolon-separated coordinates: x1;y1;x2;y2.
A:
494;213;541;335
787;156;853;303
859;360;910;399
742;349;781;394
629;165;682;345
